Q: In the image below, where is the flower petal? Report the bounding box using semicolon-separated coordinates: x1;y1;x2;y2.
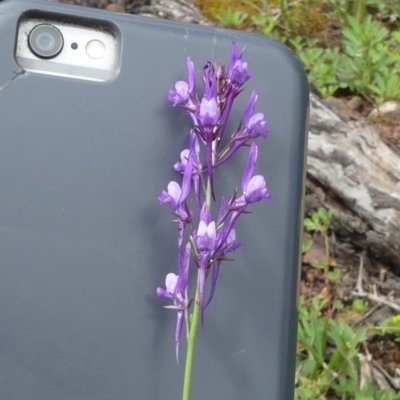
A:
176;243;191;295
243;90;257;127
198;258;208;326
206;221;216;242
197;220;208;237
200;202;211;225
205;260;221;309
180;156;193;203
165;273;179;294
156;287;170;299
175;311;184;363
245;175;270;203
173;149;190;172
186;57;196;95
198;97;219;129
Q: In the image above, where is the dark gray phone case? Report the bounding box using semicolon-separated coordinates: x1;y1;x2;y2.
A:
0;1;309;399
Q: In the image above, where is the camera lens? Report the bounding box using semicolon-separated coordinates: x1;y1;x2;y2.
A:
28;24;64;59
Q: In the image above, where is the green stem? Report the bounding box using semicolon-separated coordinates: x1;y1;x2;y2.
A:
181;275;201;400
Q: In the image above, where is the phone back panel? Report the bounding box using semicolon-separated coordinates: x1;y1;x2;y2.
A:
0;2;309;399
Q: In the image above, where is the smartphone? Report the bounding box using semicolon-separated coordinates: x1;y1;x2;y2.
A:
0;1;309;399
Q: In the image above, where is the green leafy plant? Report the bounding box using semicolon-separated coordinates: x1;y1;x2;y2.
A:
296;296;372;400
291;37;342;97
250;13;279;37
352;299;369;314
290;15;400;105
216;7;248;28
304;207;339;285
332;14;400;105
372;314;400;342
296;297;400;399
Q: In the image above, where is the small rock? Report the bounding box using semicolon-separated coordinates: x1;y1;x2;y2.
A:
368;100;400;122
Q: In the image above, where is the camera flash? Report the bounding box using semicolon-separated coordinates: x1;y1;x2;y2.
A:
86;40;105;59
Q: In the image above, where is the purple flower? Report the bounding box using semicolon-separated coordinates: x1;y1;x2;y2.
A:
168;81;191;106
205;226;241;309
195;204;216;257
198;97;220;130
214;91;268;168
194;204;218;323
220;228;241;256
174;130;202;206
159;155;193;246
156;273;180;300
156;272;185;363
187;57;196;94
196;220;217;256
159;154;193;221
196;96;220;199
158;181;187;210
156;243;191;362
228;42;252;89
203;63;218;102
243;91;268;139
232;142;271;208
168;57;197;110
173;149;190;173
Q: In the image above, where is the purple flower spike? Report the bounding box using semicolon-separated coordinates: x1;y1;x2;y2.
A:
228;42;252;89
243;91;268;139
159;43;271;359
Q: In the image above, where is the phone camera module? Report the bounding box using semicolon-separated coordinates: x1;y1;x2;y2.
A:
28;24;64;59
